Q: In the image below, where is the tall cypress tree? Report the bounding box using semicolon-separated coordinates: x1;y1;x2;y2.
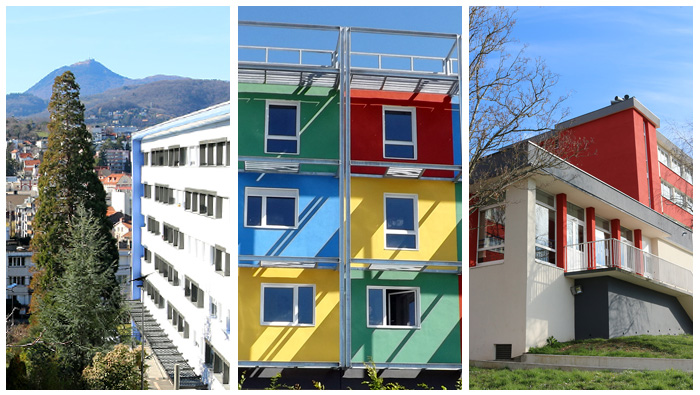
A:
30;71;119;325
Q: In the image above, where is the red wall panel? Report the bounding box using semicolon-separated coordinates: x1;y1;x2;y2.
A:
350;90;454;177
562;109;648;205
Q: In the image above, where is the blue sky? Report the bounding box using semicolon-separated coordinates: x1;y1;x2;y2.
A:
507;6;692;132
6;6;230;94
238;6;463;71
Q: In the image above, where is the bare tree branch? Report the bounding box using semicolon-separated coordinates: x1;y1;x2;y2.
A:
469;6;589;214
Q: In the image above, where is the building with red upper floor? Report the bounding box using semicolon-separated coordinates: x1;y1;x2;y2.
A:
469;96;692;362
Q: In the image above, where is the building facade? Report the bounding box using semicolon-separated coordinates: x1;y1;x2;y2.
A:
131;102;232;389
6;242;34;313
469;97;693;361
238;22;462;389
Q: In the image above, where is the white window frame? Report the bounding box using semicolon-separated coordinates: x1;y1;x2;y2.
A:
476;203;506;265
382;106;417;160
534;192;556;266
264;100;300;155
383;193;419;250
366;286;421;329
244;187;299;229
260;283;315;327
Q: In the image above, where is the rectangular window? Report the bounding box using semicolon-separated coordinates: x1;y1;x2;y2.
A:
535;191;556;265
210;297;218;318
477;204;506;264
260;284;315;326
367;286;420;328
661;182;671;199
658;147;669;166
245;187;298;229
265;101;300;154
216;196;224;219
384;194;418;250
207;195;215;217
216;141;225;165
179;147;187;167
383;106;417;160
199;144;206;166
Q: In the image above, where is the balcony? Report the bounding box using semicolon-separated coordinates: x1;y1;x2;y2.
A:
564;238;692;296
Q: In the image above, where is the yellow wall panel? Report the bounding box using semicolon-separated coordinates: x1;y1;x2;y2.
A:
350;178;458;261
238;267;340;362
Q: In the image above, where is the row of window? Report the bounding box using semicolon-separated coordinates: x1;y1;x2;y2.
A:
143;184;227;220
661;181;693;213
263;100;418;160
244;187;419;250
146;141;231;168
8;256;26;267
261;284;419;328
146;216;160;235
143;279;230;387
205;342;230;386
476;190;639;266
7;276;28;286
658;146;692;184
154;254;179;286
144;220;231;277
144;278;229;330
167;302;190;339
184;276;204;308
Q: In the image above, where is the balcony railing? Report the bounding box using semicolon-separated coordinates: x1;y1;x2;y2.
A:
566;238;692;294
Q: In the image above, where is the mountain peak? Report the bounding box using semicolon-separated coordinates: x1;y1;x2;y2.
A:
25;59;128;100
71;58;98;67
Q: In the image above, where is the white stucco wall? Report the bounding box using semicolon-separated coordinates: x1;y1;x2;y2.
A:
469;180;532;360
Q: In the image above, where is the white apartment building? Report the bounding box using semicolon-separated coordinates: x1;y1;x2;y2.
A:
132;102;232;390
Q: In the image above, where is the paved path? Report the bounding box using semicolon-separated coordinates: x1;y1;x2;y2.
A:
144;345;174;390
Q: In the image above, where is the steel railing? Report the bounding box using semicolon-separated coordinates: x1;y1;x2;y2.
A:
565;238;692;293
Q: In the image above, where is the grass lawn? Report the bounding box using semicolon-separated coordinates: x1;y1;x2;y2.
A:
469;367;693;390
527;334;692;359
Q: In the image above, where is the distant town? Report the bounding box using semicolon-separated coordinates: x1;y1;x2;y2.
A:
7;123;136;316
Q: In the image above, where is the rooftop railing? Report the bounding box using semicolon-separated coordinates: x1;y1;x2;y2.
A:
566;238;692;294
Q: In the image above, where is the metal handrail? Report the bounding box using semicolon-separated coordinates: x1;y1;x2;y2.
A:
239;45;338;68
565;238;692;293
350;51;458;75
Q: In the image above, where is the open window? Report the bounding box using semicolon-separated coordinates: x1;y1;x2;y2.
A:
260;284;315;326
384;194;418;249
367;286;420;328
383;106;417;160
245;187;298;229
265;101;300;154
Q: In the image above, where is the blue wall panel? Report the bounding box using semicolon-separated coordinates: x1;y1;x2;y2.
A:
238;173;339;259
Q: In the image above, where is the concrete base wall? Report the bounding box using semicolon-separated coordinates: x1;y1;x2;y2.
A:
574;277;692;339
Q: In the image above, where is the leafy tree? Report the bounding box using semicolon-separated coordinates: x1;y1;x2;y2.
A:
38;205;123;386
83;344;147;390
30;71;118;323
5;144;21;176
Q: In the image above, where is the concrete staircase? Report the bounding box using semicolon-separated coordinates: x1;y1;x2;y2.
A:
128;300;208;389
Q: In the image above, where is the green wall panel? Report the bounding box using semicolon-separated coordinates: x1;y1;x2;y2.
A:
238;83;339;173
350;270;461;364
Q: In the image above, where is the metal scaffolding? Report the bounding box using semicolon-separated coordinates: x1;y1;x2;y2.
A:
238;21;462;371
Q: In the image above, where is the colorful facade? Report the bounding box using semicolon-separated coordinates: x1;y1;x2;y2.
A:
469;97;693;361
238;22;462;387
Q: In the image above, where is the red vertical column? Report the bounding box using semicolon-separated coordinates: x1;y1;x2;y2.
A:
634;229;644;275
645;121;662;212
469;208;479;267
585;207;596;269
611;219;621;268
555;194;567;270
